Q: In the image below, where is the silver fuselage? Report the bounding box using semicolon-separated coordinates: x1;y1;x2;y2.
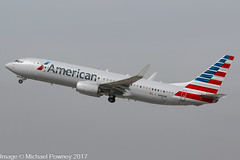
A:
5;58;208;106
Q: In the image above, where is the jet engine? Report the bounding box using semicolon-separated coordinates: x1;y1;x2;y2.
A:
76;81;100;97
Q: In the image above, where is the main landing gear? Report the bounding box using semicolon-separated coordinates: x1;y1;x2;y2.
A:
108;95;116;103
18;79;23;84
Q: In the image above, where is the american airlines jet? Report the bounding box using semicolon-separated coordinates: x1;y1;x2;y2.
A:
5;55;234;106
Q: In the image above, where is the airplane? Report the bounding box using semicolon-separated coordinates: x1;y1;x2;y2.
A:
5;55;234;106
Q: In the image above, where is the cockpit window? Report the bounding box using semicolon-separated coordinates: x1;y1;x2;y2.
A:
15;60;24;63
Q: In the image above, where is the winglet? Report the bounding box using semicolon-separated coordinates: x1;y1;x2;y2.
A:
148;72;158;81
137;64;151;77
99;64;151;88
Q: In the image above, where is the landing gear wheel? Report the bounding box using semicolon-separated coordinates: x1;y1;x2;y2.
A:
108;98;116;103
108;95;116;103
18;79;23;84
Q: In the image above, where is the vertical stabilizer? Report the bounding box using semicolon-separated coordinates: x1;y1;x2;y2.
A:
185;55;234;94
174;55;234;104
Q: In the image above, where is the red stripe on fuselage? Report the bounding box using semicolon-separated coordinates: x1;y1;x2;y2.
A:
185;84;218;94
215;71;226;77
175;91;213;103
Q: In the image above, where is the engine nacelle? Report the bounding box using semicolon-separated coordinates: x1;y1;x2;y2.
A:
76;81;100;97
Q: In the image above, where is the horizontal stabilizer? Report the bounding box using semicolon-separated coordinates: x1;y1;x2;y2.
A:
201;93;226;99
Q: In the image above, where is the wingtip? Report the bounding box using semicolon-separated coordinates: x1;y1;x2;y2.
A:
148;72;158;80
137;64;151;77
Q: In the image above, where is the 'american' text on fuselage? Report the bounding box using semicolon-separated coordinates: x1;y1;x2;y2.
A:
47;64;97;81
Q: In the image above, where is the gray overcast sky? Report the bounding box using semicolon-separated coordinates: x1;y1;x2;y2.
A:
0;0;240;160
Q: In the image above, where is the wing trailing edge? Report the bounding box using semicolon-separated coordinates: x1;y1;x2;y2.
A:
99;64;150;95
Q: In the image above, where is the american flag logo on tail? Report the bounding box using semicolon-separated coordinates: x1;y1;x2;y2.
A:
175;55;234;103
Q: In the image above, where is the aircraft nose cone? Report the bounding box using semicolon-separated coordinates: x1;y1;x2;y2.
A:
5;63;11;69
5;62;14;71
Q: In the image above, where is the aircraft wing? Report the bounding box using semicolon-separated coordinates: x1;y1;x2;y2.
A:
99;64;150;95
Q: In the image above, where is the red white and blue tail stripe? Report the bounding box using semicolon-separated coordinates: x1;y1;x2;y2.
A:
175;55;234;103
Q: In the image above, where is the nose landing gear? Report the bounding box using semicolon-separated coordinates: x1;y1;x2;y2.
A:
108;95;116;103
17;76;27;84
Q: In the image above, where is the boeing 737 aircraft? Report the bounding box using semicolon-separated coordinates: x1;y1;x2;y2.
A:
5;55;234;106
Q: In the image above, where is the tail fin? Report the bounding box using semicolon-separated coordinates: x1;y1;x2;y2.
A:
185;55;234;94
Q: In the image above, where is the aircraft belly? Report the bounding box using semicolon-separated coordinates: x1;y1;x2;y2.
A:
36;71;77;88
128;89;168;104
